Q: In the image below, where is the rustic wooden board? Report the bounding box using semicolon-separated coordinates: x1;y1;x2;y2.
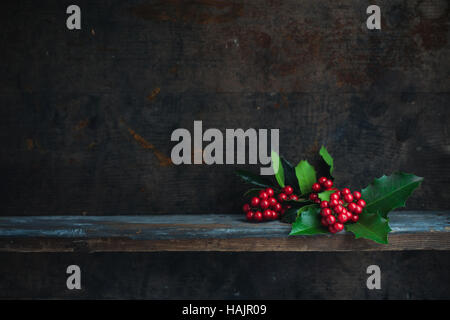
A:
0;211;448;252
0;0;449;215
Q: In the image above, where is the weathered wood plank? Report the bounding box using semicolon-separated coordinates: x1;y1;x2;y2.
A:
0;211;448;252
1;232;449;253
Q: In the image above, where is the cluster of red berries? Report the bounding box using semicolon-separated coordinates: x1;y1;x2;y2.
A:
319;189;366;233
242;176;366;232
308;177;335;203
308;177;367;233
243;186;299;222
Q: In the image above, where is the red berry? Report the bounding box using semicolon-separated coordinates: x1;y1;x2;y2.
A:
321;208;332;217
260;199;270;209
357;199;366;208
243;204;251;212
354;205;363;214
326;215;336;225
272;211;279;220
246;211;254;221
314;199;321;204
339;200;344;205
318;177;328;185
342;188;351;195
338;213;348;223
278;193;288;202
309;193;318;201
334;222;344;232
320;201;329;208
334;205;344;214
283;186;294;195
280;208;286;216
270;210;277;219
323;180;333;189
254;211;263;222
312;183;322;192
353;191;361;200
321;218;329;226
274;203;282;212
290;194;299;201
347;203;357;212
269;197;277;206
329;199;339;207
329;225;337;233
351;214;359;222
251;197;260;207
263;209;272;220
271;210;277;219
346;212;353;220
266;188;274;197
259;191;268;199
344;194;354;203
330;193;340;201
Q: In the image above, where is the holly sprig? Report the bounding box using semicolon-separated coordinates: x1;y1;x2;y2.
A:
236;146;423;244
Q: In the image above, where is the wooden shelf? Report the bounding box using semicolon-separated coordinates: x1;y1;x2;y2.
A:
0;211;448;252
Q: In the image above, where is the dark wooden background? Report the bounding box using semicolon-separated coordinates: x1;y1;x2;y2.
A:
1;251;449;299
1;0;449;215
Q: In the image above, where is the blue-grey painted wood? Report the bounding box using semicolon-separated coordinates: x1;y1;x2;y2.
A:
0;211;448;240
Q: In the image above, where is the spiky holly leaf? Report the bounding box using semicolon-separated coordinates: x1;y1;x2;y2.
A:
236;170;273;189
271;150;285;188
281;204;316;223
319;146;334;176
289;206;328;235
295;160;317;195
345;212;391;244
362;172;423;218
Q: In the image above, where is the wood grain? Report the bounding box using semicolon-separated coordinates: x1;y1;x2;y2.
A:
2;251;449;299
0;211;448;252
0;0;449;215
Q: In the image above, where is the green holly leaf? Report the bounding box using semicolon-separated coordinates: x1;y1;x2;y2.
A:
319;146;334;176
345;212;391;244
289;206;327;235
236;170;273;189
271;150;285;188
318;190;334;202
282;204;318;223
282;198;309;208
281;207;300;223
295;160;317;195
243;188;263;197
280;156;299;194
362;172;424;218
